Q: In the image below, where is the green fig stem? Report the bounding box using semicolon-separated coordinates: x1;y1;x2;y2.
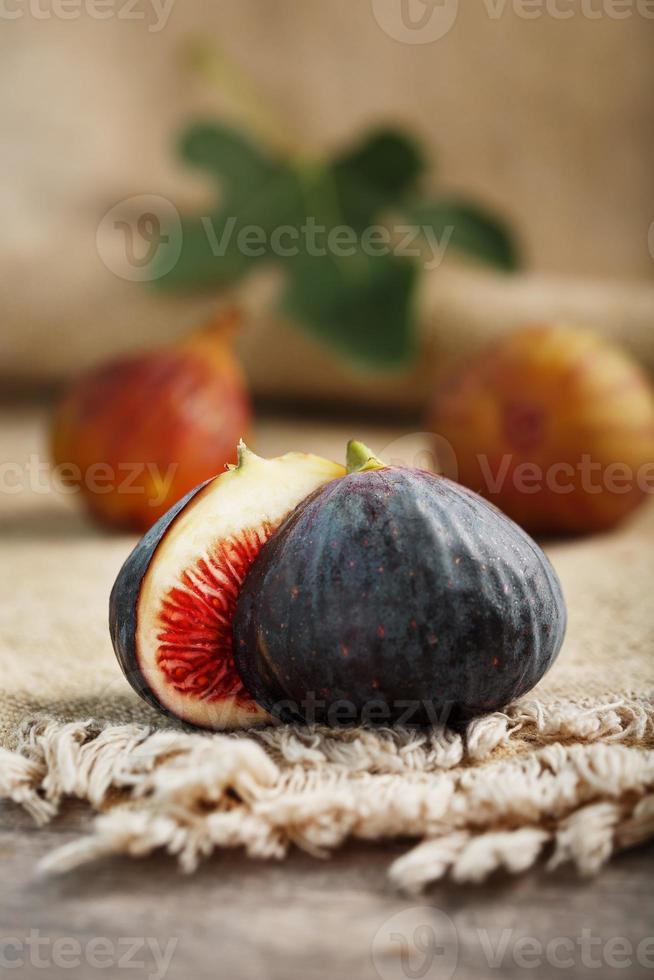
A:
184;38;309;162
236;440;258;468
346;440;386;474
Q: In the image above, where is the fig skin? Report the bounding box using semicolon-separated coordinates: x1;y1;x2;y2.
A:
430;324;654;535
51;310;251;532
233;458;567;727
109;480;211;722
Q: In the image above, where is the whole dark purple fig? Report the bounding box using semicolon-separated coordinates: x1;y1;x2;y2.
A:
233;442;566;726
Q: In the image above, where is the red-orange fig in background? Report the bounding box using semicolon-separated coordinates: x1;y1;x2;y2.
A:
51;310;252;531
430;325;654;535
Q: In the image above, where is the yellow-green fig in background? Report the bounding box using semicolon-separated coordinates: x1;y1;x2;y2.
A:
430;324;654;535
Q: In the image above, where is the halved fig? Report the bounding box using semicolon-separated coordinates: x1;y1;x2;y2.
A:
109;443;345;729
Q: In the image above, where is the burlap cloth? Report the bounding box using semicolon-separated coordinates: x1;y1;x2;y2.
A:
1;408;652;889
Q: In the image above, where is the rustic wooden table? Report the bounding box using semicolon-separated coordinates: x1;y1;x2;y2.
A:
1;800;653;980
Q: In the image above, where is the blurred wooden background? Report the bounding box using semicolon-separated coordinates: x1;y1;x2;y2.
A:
1;0;653;402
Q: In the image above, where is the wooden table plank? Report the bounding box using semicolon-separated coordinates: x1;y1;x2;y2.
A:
1;801;653;980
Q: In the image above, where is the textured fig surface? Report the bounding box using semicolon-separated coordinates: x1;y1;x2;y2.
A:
52;322;252;532
431;325;654;534
110;447;345;729
233;467;567;726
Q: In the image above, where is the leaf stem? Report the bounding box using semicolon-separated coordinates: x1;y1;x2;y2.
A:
183;38;311;162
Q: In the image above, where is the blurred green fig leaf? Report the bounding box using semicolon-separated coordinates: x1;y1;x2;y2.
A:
409;199;520;271
281;250;418;368
331;128;425;231
154;121;519;368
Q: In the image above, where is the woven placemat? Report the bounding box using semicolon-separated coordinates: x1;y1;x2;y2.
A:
1;409;652;889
